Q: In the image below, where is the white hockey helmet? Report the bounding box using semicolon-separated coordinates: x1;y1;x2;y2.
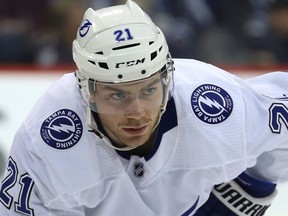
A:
73;0;173;105
72;0;174;151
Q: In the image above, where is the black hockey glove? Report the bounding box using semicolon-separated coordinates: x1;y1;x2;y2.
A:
194;172;277;216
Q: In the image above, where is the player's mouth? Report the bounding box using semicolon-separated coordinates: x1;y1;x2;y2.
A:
122;125;148;136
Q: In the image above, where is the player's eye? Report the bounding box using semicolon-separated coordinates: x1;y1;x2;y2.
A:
142;87;157;96
111;91;126;100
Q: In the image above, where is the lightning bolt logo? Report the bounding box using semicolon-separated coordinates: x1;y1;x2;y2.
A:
199;95;228;113
45;124;75;133
191;84;233;124
79;19;92;37
40;109;83;150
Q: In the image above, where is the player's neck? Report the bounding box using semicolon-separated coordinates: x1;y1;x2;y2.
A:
123;126;159;157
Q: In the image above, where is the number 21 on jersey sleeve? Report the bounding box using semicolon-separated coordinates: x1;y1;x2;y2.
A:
0;157;35;216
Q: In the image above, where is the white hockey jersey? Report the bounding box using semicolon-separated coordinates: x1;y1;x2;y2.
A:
0;59;288;216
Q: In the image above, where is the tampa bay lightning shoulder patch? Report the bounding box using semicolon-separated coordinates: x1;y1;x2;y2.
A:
191;84;233;124
40;109;83;150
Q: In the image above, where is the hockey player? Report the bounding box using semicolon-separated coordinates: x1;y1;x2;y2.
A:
0;1;288;215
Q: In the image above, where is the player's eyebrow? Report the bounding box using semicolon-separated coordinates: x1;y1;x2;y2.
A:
98;78;161;92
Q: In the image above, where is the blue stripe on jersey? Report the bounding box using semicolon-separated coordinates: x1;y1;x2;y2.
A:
181;196;199;216
144;97;178;160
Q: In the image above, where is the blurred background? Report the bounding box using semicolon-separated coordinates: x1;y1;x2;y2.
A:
0;1;288;215
0;0;288;67
1;0;288;177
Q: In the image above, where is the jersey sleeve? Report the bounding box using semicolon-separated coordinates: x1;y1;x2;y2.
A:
0;126;85;216
242;72;288;183
0;74;87;215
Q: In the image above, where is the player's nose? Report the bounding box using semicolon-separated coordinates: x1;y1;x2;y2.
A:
124;97;145;119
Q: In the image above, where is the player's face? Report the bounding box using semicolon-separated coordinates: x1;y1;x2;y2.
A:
91;74;163;148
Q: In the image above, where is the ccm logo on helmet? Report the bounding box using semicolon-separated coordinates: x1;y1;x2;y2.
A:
115;58;145;68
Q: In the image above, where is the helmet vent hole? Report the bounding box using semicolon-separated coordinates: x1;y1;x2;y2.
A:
118;74;123;79
112;43;140;50
159;46;163;52
149;41;154;45
141;70;146;74
95;51;104;55
151;51;157;61
88;60;96;65
98;62;109;69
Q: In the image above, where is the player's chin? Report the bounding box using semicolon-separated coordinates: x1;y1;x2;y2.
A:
120;133;150;148
120;124;154;146
125;137;148;148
